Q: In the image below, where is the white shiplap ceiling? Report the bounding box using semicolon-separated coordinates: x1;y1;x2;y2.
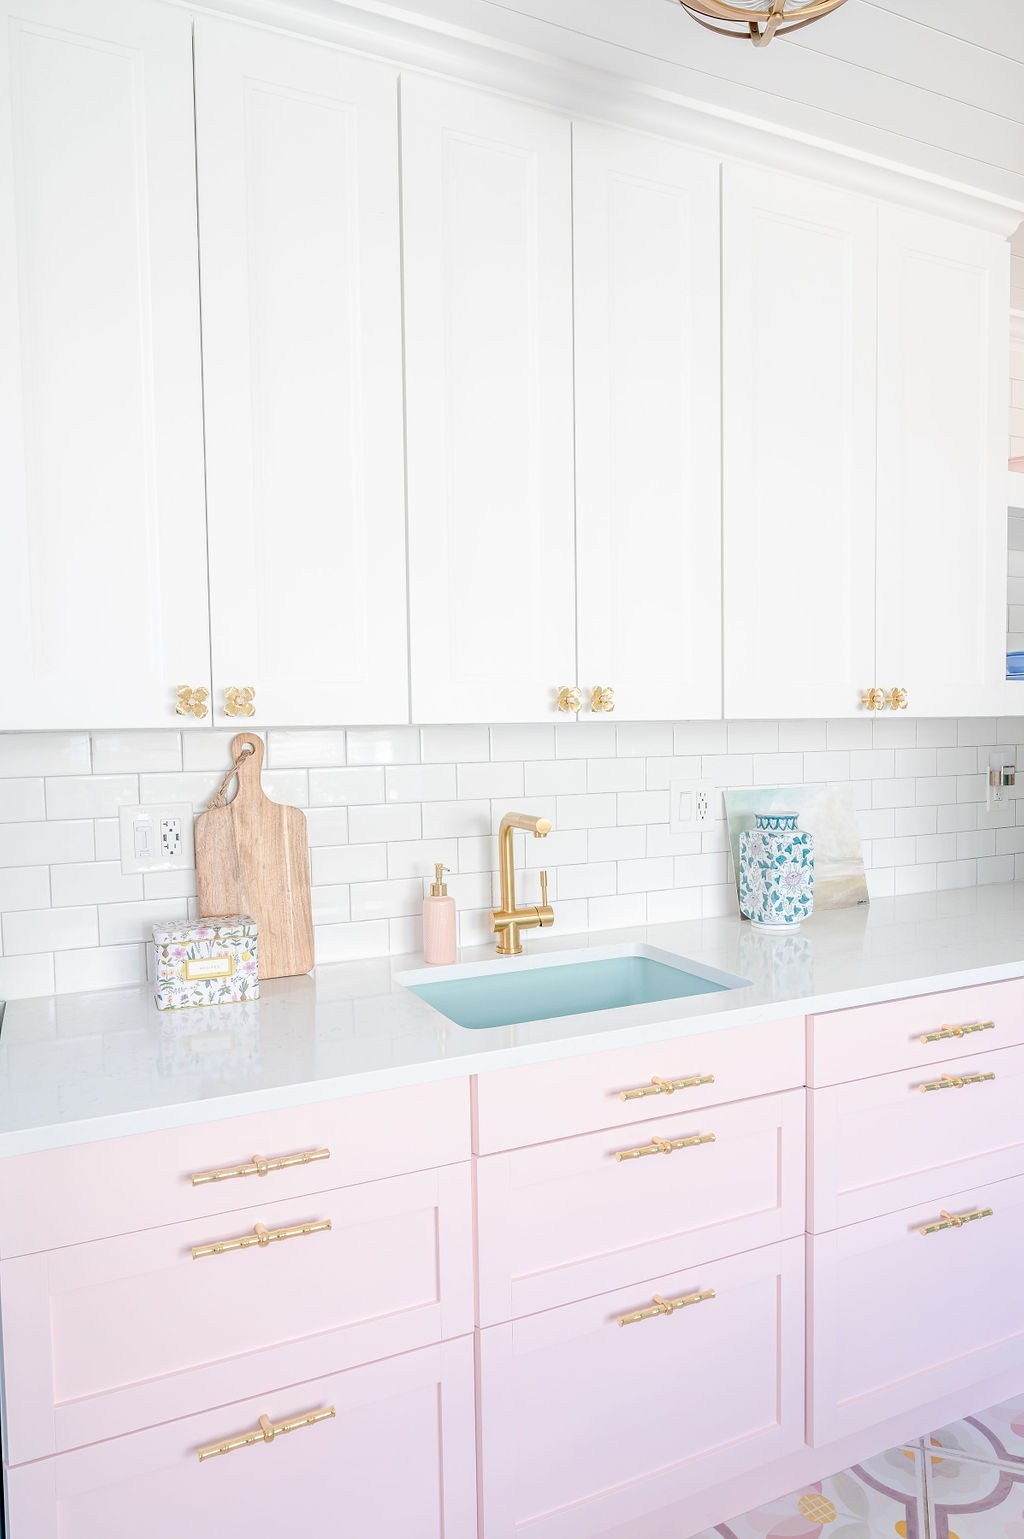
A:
378;0;1024;207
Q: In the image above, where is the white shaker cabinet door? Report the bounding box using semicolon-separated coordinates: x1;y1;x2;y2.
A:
723;164;877;719
402;74;576;724
573;123;721;722
0;0;209;730
195;21;408;727
875;208;1009;718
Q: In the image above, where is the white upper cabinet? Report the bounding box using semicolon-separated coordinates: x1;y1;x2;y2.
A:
573;123;722;722
402;74;576;724
0;0;208;730
722;164;878;720
875;207;1009;717
195;21;408;727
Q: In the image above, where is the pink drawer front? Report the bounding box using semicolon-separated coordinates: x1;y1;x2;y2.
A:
810;1042;1024;1230
474;1016;805;1154
5;1335;477;1539
808;977;1024;1087
0;1075;470;1257
479;1236;805;1539
1;1162;472;1464
477;1088;805;1324
810;1171;1024;1444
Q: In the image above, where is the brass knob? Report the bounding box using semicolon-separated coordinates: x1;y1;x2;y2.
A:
590;685;615;713
885;687;908;711
176;685;209;719
556;686;583;713
860;688;885;712
225;686;256;718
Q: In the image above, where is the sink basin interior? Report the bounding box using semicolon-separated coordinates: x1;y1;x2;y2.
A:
400;946;748;1030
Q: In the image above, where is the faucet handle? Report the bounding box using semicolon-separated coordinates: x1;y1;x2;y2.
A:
540;870;549;906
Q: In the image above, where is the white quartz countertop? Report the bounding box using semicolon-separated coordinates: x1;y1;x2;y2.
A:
3;883;1024;1157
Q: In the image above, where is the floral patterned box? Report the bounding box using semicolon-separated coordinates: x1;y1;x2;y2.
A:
152;916;259;1011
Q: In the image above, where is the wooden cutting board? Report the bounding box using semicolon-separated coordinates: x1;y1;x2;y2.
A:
195;732;314;979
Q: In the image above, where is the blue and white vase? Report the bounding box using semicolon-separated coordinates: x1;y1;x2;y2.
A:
739;812;814;931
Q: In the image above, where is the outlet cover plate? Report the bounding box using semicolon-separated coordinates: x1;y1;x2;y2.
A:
669;780;717;835
119;803;194;875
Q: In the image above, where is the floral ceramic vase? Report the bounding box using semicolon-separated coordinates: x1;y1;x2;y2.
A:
739;812;814;931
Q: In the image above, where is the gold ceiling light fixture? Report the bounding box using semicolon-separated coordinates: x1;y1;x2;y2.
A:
677;0;849;48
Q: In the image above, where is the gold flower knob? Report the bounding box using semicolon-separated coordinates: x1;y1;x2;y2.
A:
885;686;908;711
176;685;209;719
859;687;885;712
225;686;256;718
590;685;615;713
556;686;583;713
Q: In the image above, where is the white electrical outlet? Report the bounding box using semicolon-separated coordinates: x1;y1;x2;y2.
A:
669;779;717;835
119;804;194;875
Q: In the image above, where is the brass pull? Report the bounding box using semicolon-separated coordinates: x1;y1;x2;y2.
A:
860;687;885;712
590;685;615;713
556;685;583;713
919;1206;994;1237
920;1020;995;1045
190;1148;330;1186
176;685;209;719
614;1131;716;1162
619;1073;715;1102
198;1405;335;1462
919;1072;996;1094
885;686;909;710
191;1218;331;1260
225;685;256;718
617;1288;715;1327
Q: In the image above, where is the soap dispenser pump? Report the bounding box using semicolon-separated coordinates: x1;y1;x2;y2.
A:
423;863;456;965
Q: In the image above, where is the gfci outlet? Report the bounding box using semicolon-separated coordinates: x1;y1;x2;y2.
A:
119;803;194;875
669;779;717;836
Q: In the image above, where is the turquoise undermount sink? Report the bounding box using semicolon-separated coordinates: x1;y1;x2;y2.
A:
398;944;749;1031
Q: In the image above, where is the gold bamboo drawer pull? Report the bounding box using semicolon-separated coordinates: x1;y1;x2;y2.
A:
614;1131;716;1162
920;1020;995;1044
919;1071;996;1094
619;1073;715;1102
191;1219;331;1260
198;1406;335;1462
919;1207;994;1237
617;1288;715;1327
190;1147;331;1186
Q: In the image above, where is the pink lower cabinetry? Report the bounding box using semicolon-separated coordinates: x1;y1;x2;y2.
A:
6;1335;478;1539
810;1172;1024;1444
478;1236;806;1539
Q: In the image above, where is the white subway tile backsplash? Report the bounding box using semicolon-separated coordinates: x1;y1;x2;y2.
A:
309;767;384;806
0;734;90;777
3;906;98;955
385;764;456;803
0;779;45;822
0;716;1020;999
50;862;143;907
0;820;94;868
45;774;138;820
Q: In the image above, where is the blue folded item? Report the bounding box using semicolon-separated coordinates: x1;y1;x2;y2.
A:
1007;651;1024;679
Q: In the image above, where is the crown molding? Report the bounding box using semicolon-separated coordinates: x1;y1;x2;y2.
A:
185;0;1024;237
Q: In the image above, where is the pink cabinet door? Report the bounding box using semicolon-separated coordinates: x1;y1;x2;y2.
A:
810;1042;1024;1230
808;978;1024;1087
810;1172;1024;1444
479;1237;805;1539
6;1336;477;1539
2;1162;472;1462
474;1016;805;1153
477;1089;805;1323
0;1074;471;1256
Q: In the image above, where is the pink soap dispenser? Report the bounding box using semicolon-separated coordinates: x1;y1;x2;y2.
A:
423;863;456;965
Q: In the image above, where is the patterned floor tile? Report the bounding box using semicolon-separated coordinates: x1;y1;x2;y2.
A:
928;1397;1024;1469
687;1446;926;1539
926;1447;1024;1537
